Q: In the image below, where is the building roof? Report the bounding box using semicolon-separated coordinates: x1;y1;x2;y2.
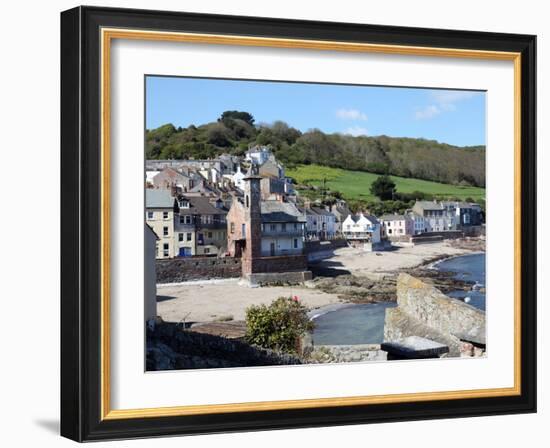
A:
346;213;379;225
414;200;445;211
311;206;335;218
145;189;175;209
380;214;406;221
178;196;228;215
261;201;306;223
363;214;380;225
145;223;160;240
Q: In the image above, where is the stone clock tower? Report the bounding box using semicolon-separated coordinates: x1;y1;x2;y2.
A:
242;165;262;274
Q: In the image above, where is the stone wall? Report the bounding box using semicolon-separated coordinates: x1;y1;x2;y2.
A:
309;344;387;363
147;320;302;370
305;239;348;254
306;239;348;262
244;254;308;274
411;230;464;244
384;273;486;357
156;257;241;284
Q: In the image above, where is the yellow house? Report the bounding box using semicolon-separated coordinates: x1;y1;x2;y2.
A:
145;189;177;258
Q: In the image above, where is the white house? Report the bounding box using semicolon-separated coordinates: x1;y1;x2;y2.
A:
342;213;381;243
231;165;246;190
380;214;414;238
245;145;274;165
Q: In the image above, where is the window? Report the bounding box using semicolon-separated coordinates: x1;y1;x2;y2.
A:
185;215;191;224
230;222;235;233
282;223;286;231
204;248;210;254
294;223;298;230
270;224;276;231
163;211;169;220
163;226;169;237
163;243;169;257
242;223;246;237
178;233;184;242
245;195;249;208
146;211;153;219
179;215;184;224
207;232;212;238
186;233;192;241
293;238;298;249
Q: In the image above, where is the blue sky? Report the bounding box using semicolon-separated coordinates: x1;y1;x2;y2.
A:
146;76;486;147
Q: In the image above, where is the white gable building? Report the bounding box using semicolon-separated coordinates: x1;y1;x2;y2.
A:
342;213;381;244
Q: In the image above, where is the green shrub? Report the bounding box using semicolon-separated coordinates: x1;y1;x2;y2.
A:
245;297;314;353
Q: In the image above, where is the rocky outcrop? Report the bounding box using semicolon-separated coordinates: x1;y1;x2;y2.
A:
384;273;486;357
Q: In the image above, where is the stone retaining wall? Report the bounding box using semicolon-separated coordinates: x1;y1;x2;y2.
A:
309;344;387;363
147;321;302;370
156;257;241;284
384;273;486;357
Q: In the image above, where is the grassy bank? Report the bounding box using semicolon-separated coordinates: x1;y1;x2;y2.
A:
287;164;486;202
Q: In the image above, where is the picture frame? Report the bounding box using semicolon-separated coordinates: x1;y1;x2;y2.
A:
60;5;536;442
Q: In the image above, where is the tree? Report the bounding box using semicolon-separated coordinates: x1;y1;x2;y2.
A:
219;110;255;126
370;175;396;201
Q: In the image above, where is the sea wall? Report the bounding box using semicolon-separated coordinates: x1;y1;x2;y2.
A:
305;239;348;261
384;273;486;357
156;257;241;284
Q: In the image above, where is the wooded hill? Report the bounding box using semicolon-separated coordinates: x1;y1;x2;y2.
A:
146;111;486;187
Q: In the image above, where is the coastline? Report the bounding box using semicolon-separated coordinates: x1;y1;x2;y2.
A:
157;238;485;325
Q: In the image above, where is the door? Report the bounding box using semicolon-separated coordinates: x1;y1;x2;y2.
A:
270;242;276;256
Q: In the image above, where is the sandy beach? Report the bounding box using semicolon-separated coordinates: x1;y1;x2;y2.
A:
322;241;477;276
156;240;481;324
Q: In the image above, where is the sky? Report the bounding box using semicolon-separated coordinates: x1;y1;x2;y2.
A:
145;76;486;147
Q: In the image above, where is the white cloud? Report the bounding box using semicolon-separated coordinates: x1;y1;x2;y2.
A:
336;108;368;121
415;105;441;120
344;126;369;137
415;90;480;120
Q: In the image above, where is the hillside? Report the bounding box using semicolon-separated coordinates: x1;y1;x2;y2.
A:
146;111;486;187
287;164;486;202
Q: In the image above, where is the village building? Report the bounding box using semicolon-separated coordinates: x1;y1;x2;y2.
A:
226;164;246;190
300;205;336;240
226;168;310;284
174;195;228;257
441;201;483;228
406;211;426;235
412;201;457;233
144;224;158;323
152;167;194;191
245;145;275;165
258;158;285;179
327;200;352;234
342;213;382;244
380;214;414;239
145;189;178;258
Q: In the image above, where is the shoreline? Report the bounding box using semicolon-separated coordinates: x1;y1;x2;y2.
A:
156;238;485;325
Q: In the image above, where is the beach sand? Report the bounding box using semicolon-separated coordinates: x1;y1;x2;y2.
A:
156;241;480;324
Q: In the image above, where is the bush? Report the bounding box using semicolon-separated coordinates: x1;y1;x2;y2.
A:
245;297;314;353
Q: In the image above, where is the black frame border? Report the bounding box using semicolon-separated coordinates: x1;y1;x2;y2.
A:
60;6;536;442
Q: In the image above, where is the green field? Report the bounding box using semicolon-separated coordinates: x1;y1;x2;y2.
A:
286;164;485;202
